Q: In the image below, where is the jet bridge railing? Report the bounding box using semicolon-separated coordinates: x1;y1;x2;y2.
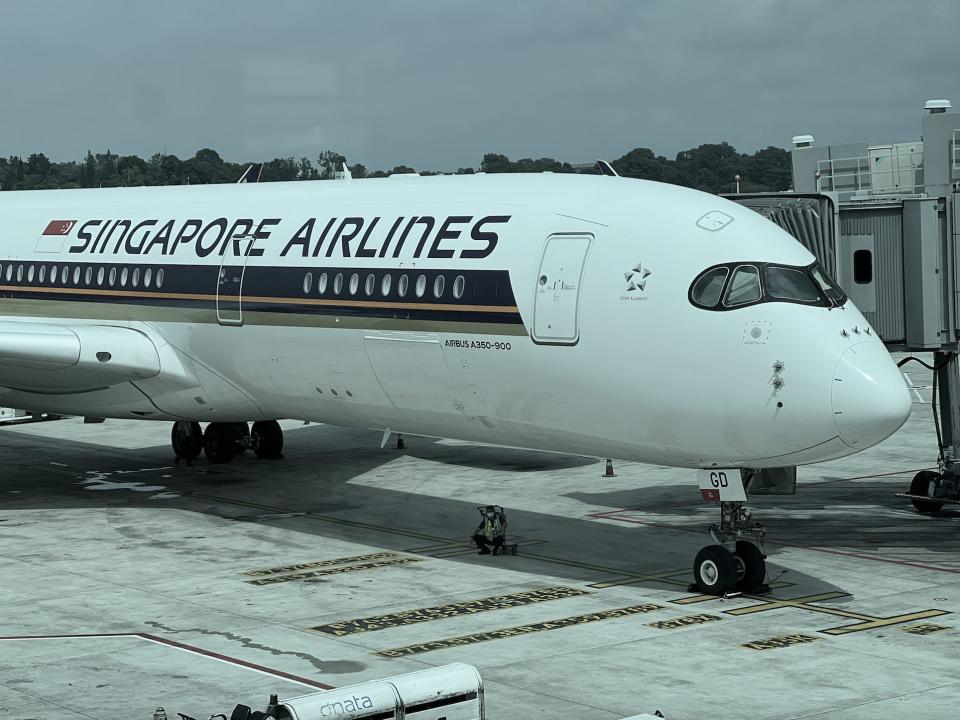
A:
816;150;924;196
953;128;960;175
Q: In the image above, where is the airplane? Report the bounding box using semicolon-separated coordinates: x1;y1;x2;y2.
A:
0;169;911;594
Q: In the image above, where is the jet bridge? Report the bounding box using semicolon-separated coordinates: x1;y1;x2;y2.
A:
727;99;960;512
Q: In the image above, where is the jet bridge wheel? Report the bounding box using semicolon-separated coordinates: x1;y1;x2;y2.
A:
693;545;737;595
203;422;237;464
910;471;945;513
171;421;202;460
251;420;284;459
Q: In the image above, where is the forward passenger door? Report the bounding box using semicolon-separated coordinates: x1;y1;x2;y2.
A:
532;234;592;345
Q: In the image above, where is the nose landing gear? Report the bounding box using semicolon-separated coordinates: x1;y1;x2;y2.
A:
692;501;768;595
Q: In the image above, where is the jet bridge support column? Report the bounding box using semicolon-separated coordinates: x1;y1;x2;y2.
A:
936;351;960;479
904;351;960;511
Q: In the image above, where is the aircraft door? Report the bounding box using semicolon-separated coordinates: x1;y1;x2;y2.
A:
216;235;254;326
532;233;592;345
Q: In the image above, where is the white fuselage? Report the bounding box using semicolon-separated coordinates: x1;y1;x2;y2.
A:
0;174;911;467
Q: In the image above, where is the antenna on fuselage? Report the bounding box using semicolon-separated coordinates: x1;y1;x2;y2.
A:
596;160;619;177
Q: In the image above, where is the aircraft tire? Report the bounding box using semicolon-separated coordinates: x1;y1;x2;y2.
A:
171;421;202;460
203;422;236;464
733;540;766;592
693;545;736;595
910;471;944;513
252;420;284;459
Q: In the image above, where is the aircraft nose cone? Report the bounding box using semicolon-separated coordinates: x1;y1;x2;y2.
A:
832;342;912;449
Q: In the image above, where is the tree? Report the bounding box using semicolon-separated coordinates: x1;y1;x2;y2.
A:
317;150;347;180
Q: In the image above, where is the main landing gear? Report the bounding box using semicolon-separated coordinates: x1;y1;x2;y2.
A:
692;501;768;596
171;420;284;464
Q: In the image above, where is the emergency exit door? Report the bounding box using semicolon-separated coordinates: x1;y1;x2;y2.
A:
216;236;254;326
532;234;592;344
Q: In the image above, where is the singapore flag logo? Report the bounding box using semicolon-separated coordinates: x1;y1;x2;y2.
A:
36;220;77;253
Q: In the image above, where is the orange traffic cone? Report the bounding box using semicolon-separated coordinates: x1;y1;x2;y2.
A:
603;458;616;477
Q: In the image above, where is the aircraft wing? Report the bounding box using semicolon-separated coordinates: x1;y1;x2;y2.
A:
0;320;162;394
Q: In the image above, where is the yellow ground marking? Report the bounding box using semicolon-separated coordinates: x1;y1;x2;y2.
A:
899;623;952;636
821;609;951;636
724;592;864;619
741;633;821;651
311;586;589;636
246;556;423;586
375;603;664;658
588;569;693;590
243;552;399;577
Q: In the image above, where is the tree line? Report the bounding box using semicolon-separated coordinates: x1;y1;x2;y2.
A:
0;142;791;195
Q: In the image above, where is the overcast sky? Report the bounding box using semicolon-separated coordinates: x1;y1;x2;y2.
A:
2;1;957;171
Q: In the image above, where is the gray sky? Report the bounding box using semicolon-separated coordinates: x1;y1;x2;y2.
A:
3;0;958;171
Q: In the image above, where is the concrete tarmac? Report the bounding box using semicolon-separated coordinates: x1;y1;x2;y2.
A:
0;362;957;719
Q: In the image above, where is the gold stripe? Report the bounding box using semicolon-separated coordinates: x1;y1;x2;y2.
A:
0;299;530;335
0;284;519;314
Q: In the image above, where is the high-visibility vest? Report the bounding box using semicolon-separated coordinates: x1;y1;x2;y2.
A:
483;516;503;541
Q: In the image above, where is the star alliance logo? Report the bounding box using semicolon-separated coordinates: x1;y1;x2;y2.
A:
624;262;651;292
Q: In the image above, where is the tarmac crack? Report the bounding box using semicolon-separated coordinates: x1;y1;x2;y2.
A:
143;621;365;675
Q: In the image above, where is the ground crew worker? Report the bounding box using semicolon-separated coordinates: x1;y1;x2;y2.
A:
472;505;505;555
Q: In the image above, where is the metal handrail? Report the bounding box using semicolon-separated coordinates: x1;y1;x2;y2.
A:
816;150;922;195
953;129;960;174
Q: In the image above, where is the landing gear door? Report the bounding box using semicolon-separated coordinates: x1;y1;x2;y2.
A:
216;235;254;326
532;234;592;345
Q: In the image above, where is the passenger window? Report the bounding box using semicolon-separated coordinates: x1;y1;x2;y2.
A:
109;267;117;286
433;275;445;298
365;273;376;296
144;268;153;287
333;273;343;295
39;266;46;283
691;267;729;308
398;274;409;297
317;272;328;294
764;266;822;303
415;274;427;298
303;272;313;294
381;274;392;296
453;275;465;299
853;250;872;284
120;268;128;287
97;267;105;286
349;273;359;295
724;265;761;306
156;269;164;288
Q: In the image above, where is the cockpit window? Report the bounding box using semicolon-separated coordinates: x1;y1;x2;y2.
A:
689;260;847;311
723;265;761;306
691;267;729;308
812;265;846;305
764;266;822;303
